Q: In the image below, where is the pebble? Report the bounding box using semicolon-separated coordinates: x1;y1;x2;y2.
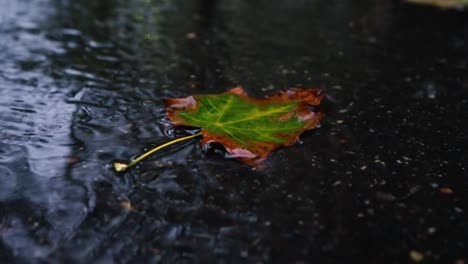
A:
409;250;424;262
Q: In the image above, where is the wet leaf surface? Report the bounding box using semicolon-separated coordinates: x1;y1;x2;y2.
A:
165;87;323;166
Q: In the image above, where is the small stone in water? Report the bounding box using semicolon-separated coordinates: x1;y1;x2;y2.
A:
409;250;424;262
186;32;197;39
240;251;248;258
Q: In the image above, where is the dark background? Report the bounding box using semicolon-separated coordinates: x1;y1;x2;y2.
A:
0;0;467;263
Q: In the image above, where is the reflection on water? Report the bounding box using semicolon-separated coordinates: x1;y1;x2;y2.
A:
0;0;467;262
0;0;84;259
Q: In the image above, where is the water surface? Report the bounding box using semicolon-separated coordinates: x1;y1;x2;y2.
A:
0;0;467;263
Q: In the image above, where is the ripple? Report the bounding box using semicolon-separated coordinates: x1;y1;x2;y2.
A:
0;166;18;201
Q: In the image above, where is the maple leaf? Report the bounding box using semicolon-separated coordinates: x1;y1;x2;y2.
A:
164;86;324;166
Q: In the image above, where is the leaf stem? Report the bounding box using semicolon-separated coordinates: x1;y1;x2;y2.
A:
113;132;202;172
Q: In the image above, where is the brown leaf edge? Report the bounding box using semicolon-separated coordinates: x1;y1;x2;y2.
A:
164;86;324;167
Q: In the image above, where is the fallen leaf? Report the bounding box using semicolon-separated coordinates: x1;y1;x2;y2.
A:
439;187;454;194
164;86;323;166
120;201;133;211
406;0;468;9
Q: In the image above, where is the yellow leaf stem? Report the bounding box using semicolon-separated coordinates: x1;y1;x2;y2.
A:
113;132;202;172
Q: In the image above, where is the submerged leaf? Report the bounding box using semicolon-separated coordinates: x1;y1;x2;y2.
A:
164;86;323;166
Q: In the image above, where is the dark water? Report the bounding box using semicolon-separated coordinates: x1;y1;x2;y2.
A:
1;0;467;263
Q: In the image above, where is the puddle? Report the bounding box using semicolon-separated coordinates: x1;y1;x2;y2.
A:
0;0;467;262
